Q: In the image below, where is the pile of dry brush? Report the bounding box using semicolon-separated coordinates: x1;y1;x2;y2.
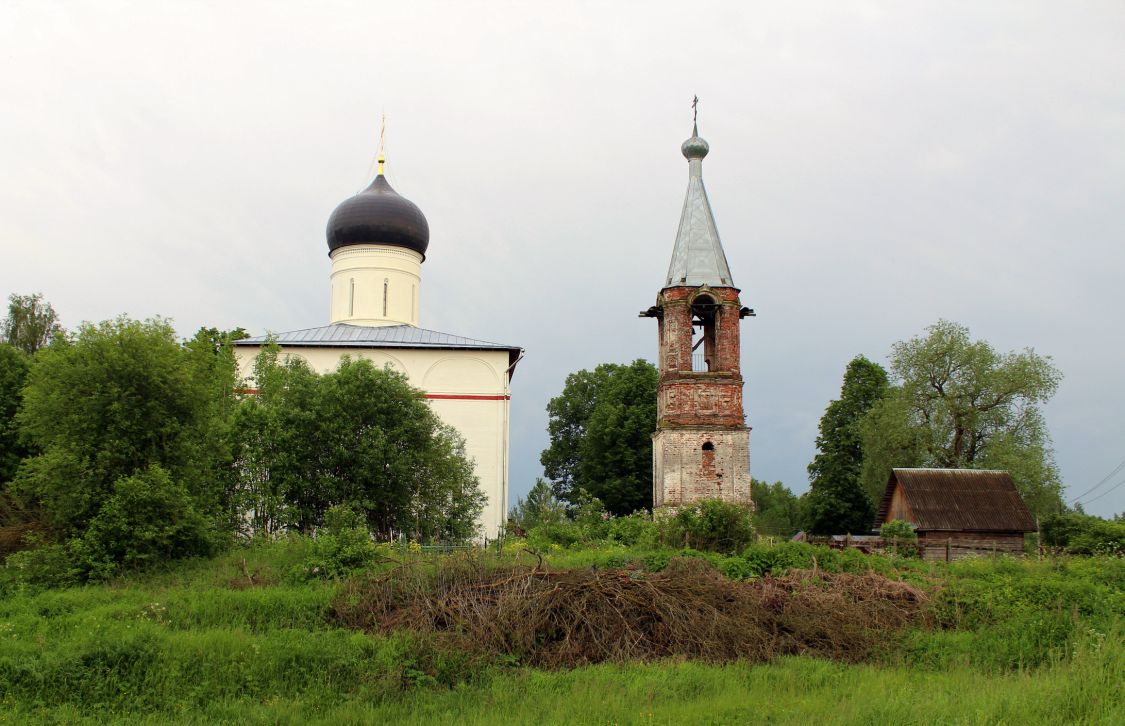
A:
330;556;929;668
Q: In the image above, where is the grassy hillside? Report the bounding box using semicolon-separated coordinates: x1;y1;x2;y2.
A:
1;540;1121;724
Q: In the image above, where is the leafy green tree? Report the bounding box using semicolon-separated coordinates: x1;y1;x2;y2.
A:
540;365;617;502
228;342;300;535
541;360;658;515
13;317;232;539
0;344;31;484
2;293;62;354
188;326;250;354
509;477;565;532
182;326;246;530
751;479;800;537
859;320;1064;517
856;395;925;504
804;356;889;534
542;360;657;516
0;343;38;555
234;353;484;541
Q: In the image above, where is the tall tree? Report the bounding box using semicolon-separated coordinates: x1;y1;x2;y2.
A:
233;353;484;540
183;326;248;530
2;293;62;355
508;477;565;532
577;360;659;515
540;360;658;514
540;365;617;503
859;320;1064;516
803;356;890;534
752;479;801;537
13;317;231;536
0;344;31;484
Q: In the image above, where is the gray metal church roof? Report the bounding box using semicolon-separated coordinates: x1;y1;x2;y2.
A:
664;124;735;288
235;323;521;353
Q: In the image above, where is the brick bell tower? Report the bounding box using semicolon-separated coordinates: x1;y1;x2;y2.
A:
641;111;755;509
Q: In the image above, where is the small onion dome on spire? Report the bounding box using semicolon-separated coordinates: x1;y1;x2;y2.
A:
325;171;430;258
665;115;734;288
681;122;710;160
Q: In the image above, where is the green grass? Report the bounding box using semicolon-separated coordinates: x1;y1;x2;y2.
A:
1;540;1122;724
3;646;1121;725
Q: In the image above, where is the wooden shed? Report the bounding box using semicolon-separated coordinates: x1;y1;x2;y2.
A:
873;468;1036;560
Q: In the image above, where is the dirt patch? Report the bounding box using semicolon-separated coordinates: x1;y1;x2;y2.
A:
330;556;928;668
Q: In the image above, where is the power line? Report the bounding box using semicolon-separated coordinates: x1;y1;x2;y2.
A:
1070;456;1125;504
1075;476;1125;508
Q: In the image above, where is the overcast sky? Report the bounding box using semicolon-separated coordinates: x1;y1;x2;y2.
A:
2;1;1123;516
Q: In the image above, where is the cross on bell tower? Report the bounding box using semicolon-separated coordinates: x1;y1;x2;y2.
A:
640;107;755;509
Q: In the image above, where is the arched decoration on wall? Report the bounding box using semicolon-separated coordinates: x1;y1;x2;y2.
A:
356;350;408;377
237;356;257;381
423;356;501;393
280;351;312;369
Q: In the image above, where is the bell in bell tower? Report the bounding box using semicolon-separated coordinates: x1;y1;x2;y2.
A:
640;103;755;509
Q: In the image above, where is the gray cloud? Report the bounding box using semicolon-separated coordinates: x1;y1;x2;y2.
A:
2;1;1123;515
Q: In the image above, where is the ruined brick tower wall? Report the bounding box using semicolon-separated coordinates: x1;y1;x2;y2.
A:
651;286;752;508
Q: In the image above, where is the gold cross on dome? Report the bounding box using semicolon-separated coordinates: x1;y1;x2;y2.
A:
377;114;386;175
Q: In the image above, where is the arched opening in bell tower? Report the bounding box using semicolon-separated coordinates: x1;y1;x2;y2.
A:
690;294;718;372
701;440;717;480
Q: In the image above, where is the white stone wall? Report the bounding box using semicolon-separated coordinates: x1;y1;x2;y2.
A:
329;245;422;327
234;344;512;539
652;427;752;508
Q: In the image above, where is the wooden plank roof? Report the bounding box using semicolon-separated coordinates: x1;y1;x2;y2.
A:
874;468;1036;533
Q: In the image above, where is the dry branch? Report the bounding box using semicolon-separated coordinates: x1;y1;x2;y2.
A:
330;557;928;668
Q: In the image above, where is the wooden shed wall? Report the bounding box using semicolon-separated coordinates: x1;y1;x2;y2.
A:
884;484;913;523
918;531;1025;560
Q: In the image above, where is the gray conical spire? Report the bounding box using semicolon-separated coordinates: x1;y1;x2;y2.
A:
664;123;735;288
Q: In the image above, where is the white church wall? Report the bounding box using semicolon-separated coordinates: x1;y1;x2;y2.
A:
329;245;422;326
427;396;509;539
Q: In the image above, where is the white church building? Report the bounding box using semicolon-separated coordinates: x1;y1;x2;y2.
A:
234;151;522;538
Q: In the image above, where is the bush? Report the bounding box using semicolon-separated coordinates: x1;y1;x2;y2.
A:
2;538;81;591
1069;521;1125;556
879;519;917;540
656;500;755;554
605;512;655;546
1041;513;1125;556
739;541;819;577
525;520;586;550
523;492;622;549
65;465;214;579
294;505;386;580
880;519;920;557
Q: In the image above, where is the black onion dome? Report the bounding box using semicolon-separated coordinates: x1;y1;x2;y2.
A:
326;175;430;258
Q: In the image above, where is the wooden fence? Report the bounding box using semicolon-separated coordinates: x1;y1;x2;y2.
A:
800;534;1025;561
